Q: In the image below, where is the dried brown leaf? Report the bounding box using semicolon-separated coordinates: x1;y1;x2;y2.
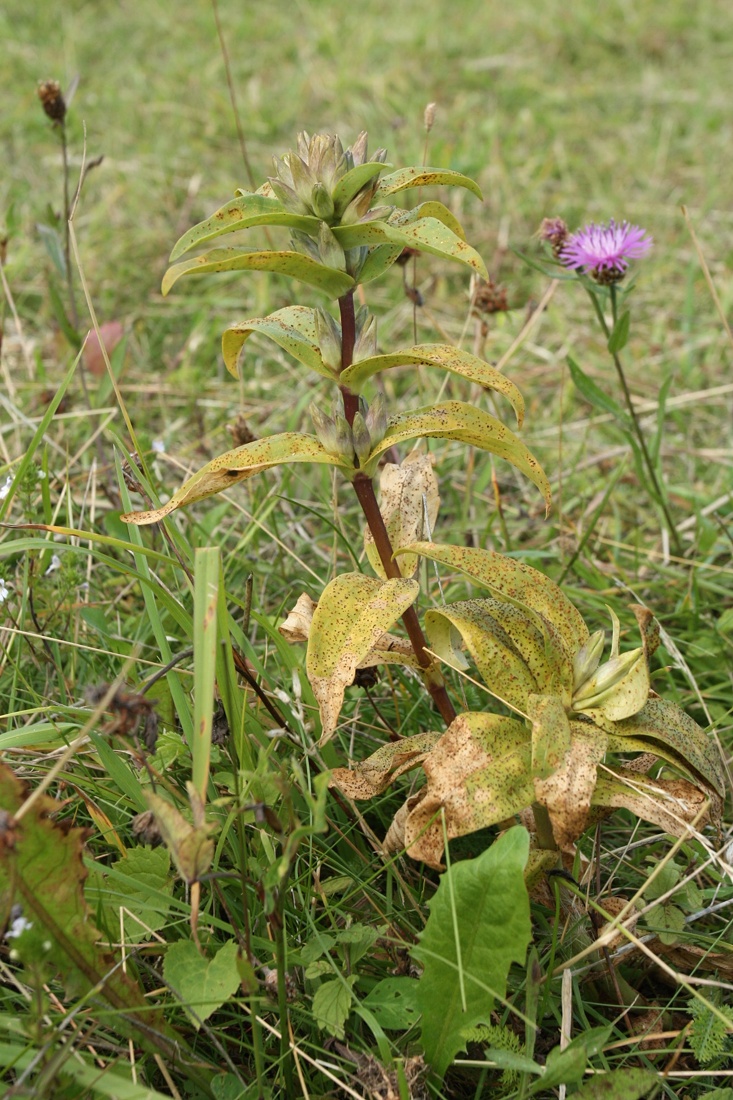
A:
364;452;439;579
329;732;440;799
533;724;607;850
279;592;317;643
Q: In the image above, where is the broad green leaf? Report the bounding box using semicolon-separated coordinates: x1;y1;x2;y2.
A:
341;343;524;424
330;731;441;799
169;193;321;260
0;1045;180;1100
404;713;533;867
572;648;649;725
413;827;531;1078
613;698;725;796
527;1027;613;1095
646;902;686;944
390;200;468;239
332;217;487;278
397;542;588;655
368;402;551;512
607;310;631;354
163;940;241;1028
358;242;404;284
0;764;162;1036
87;846;173;944
376;166;483;200
592;768;714;837
364;453;439;579
121;433;350;525
332;161;391;214
361;977;420;1031
222;306;333;379
162;248;354;298
312;976;357;1039
570;1068;656;1099
306;573;419;743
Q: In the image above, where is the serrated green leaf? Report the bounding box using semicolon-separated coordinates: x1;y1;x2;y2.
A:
163;940;241;1028
333;217;487;278
121;433;350;525
88;846;173;944
312;976;357;1039
571;1069;657;1099
567;355;627;421
341;343;524;424
332;161;391;214
162;248;354;298
646;902;686;944
397;542;588;655
376;166;483;200
361;978;420;1031
222;305;332;379
404;714;533;867
368;402;551;512
607;310;631;354
169;193;321;260
306;573;419;742
413;827;531;1078
614;698;725;796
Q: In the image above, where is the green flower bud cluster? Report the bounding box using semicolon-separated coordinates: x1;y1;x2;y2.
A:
310;392;387;470
269;131;388;224
570;609;649;725
313;306;378;375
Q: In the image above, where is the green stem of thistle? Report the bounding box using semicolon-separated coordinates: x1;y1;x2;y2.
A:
587;285;682;556
338;290;457;729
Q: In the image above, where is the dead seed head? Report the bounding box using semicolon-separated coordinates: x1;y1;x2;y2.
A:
37;80;66;124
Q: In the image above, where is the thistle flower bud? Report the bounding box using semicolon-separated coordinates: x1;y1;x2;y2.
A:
572;630;605;692
353;312;377;363
310;181;335;221
315;308;342;372
351;411;372;465
364;392;387;447
37;80;66;124
539;217;569;258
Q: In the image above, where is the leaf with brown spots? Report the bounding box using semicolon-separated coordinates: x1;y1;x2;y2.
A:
402;712;533;868
364;453;440;580
169;193;321;261
613;698;725;796
222;306;334;380
533;721;608;850
306;573;419;743
373;407;540;474
330;732;441;799
162;248;355;299
592;768;714;836
121;432;350;525
341;344;524;425
375;166;483;200
397;542;587;655
332;218;488;278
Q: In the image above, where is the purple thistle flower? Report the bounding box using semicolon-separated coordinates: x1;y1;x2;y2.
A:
560;219;652;283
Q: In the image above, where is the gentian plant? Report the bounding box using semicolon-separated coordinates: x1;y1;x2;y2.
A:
124;133;722;869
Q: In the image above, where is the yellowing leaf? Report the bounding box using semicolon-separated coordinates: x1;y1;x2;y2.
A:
376;166;483;200
613;698;725;797
364;452;440;579
162;248;354;299
397;542;588;655
341;344;524;425
528;694;571;780
330;732;441;799
279;592;317;643
572;647;649;724
169;193;321;261
306;573;419;743
368;402;551;513
222;306;334;379
332;218;488;278
533;723;608;850
144;789;216;885
403;712;533;868
121;433;350;525
592;768;714;837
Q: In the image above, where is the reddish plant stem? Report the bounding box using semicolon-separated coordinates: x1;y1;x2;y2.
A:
337;290;456;728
